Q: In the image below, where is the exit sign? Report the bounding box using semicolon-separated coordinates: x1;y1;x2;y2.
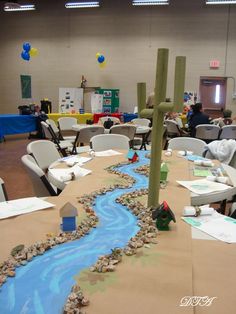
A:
210;60;220;69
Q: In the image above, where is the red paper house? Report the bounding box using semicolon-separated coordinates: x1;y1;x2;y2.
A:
127;150;139;163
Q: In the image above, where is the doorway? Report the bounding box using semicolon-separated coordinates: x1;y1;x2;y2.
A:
199;76;227;118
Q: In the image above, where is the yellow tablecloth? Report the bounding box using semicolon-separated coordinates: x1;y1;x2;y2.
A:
47;113;94;124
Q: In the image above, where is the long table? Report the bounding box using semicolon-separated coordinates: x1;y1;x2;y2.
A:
0;114;37;140
47;113;94;124
0;152;235;314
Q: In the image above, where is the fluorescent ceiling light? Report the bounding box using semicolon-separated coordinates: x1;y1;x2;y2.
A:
206;0;236;4
4;2;35;11
132;0;169;6
65;1;100;8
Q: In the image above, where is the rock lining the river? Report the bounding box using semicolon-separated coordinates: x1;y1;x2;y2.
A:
63;284;89;314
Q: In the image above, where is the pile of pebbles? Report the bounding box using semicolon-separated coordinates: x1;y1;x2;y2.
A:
63;284;89;314
134;164;150;177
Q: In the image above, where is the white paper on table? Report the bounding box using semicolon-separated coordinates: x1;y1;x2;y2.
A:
0;197;55;219
177;179;231;195
95;150;123;157
73;166;92;177
49;164;92;182
58;155;92;165
182;211;236;243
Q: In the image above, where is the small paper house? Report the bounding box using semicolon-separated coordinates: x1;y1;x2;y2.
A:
160;162;169;182
127;150;139;163
60;202;78;232
152;201;176;231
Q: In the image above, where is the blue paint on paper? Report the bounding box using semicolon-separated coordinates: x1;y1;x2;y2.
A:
0;151;149;314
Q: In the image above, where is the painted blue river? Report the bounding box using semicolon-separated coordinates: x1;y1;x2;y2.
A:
0;151;149;314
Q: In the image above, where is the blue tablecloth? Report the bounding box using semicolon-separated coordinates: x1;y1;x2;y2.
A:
122;113;138;123
0;114;37;139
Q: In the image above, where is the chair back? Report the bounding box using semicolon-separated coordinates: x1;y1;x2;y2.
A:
195;124;220;140
164;120;181;137
0;178;8;202
110;124;136;141
46;119;60;135
21;155;57;197
220;125;236;140
168;137;206;156
99;116;121;125
58;117;77;131
131;118;151;127
76;126;105;145
27;140;61;172
41;121;57;141
90;134;130;151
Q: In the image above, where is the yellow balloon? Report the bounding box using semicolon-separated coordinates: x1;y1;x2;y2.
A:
99;61;106;69
96;52;101;59
29;48;38;57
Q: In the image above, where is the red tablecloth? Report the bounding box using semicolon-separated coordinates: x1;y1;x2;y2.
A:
93;113;122;123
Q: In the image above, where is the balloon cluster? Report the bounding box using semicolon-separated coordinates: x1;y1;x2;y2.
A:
21;42;38;61
96;52;106;68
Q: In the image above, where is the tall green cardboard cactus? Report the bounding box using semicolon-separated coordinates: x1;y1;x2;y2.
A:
137;49;186;208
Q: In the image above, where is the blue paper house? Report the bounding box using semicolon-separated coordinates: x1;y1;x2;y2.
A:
60;202;78;232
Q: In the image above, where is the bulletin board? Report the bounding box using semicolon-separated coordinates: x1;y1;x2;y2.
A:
59;88;83;113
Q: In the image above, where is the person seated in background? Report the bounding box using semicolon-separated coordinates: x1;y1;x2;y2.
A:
188;102;210;137
186;104;194;123
165;111;183;128
211;109;233;127
146;91;155;109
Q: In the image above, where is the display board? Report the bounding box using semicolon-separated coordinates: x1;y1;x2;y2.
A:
95;89;119;113
91;94;103;113
20;75;32;99
59;88;83;113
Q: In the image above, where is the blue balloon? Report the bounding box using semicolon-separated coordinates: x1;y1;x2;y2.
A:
97;55;105;63
21;51;30;61
23;42;31;52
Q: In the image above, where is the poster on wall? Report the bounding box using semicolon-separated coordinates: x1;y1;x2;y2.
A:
91;93;103;113
59;88;83;113
20;75;32;99
184;91;197;106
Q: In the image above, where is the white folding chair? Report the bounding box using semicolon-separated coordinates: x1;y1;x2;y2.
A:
41;121;73;156
110;124;137;148
58;117;78;130
72;125;105;154
99;116;121;125
21;155;64;197
0;178;8;202
27;140;61;172
47;119;76;142
131;118;151;127
90;134;130;151
195;124;220;142
164;120;181;138
168;137;206;156
220;125;236;140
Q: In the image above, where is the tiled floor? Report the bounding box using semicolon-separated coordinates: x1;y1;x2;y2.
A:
0;134;34;200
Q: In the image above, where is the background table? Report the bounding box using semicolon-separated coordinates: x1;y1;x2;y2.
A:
0;114;37;140
93;113;122;123
47;113;94;125
123;113;138;123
